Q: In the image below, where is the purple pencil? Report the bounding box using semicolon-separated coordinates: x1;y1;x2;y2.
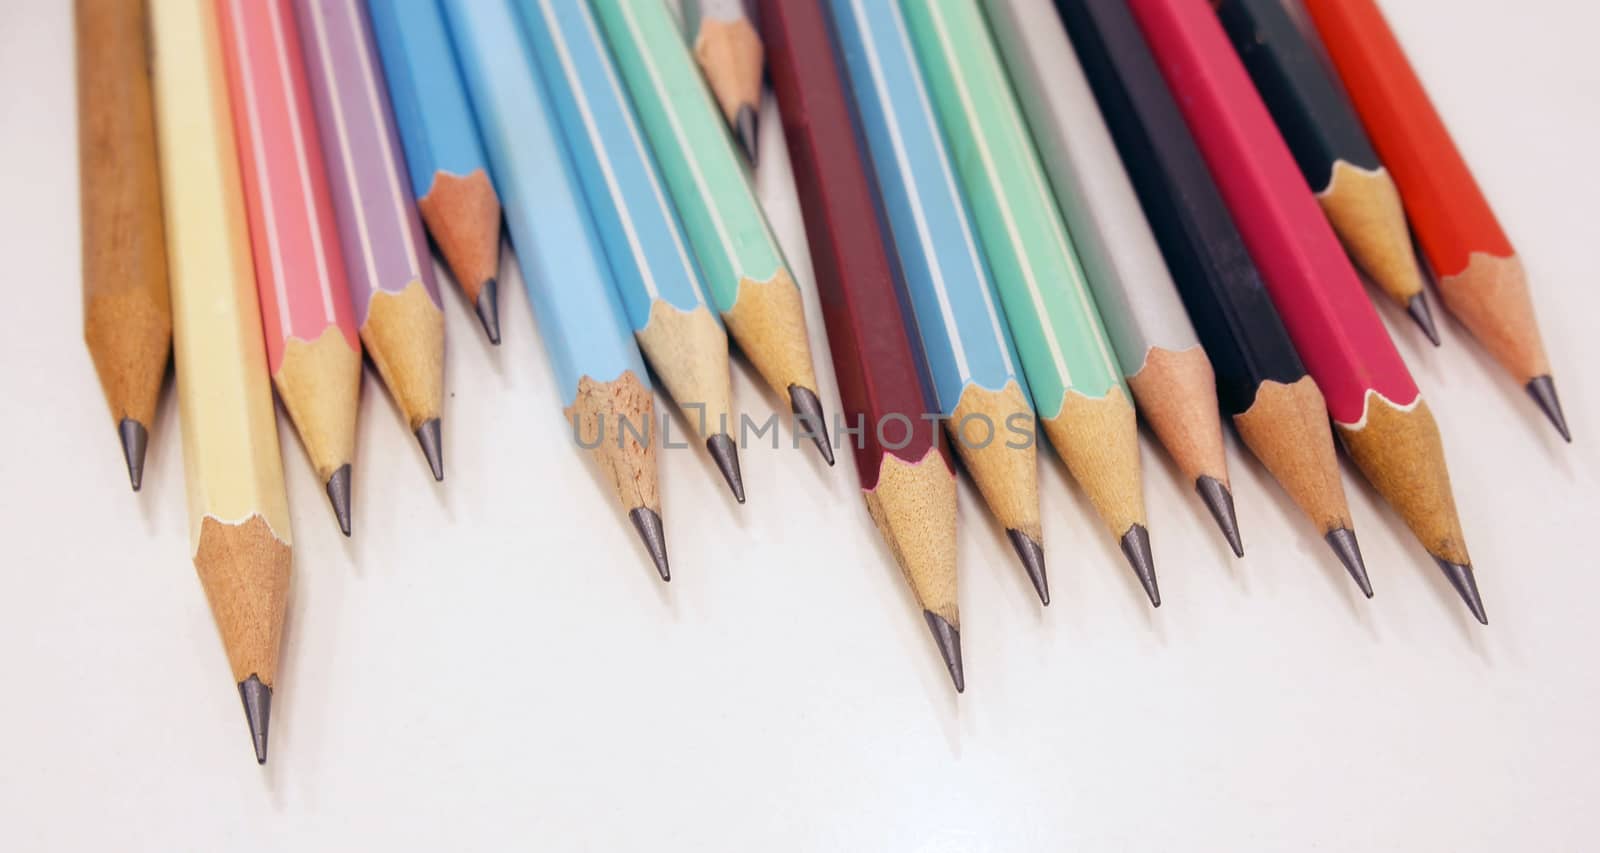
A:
295;0;447;480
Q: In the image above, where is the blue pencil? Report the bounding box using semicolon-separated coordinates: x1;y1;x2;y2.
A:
441;0;670;580
369;0;505;342
827;0;1046;601
515;0;743;502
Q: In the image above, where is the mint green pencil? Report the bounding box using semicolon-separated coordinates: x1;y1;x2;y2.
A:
902;0;1156;604
593;0;831;463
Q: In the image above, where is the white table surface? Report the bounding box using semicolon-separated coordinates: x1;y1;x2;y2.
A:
3;0;1597;849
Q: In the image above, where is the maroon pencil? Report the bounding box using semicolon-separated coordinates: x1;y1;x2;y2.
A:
760;0;962;692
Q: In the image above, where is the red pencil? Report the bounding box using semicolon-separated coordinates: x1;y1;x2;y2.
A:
1129;0;1485;623
758;0;962;690
1304;0;1568;442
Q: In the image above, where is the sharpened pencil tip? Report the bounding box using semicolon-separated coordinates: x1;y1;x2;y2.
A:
922;610;964;693
706;434;746;503
1526;376;1571;443
1195;476;1243;557
475;279;501;345
238;675;271;765
629;507;671;581
119;418;148;492
415;419;444;481
1324;527;1372;598
789;385;834;465
735;104;759;167
326;464;352;537
1120;524;1160;607
1005;529;1050;605
1433;557;1488;625
1407;293;1441;346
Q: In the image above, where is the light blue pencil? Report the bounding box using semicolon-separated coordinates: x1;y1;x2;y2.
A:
441;0;670;580
827;0;1045;602
369;0;504;342
515;0;742;502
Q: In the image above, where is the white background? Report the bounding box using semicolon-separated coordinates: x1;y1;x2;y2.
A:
3;0;1597;849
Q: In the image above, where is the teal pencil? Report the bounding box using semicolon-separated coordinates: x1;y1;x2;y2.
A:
516;0;743;502
442;0;670;580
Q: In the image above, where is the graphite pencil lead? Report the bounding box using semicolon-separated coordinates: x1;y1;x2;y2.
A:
238;674;272;765
630;506;671;581
706;433;746;503
789;385;834;465
735;104;759;167
922;610;965;693
326;463;352;537
475;278;502;346
1434;557;1488;625
1324;527;1372;598
1407;293;1441;346
1120;524;1160;607
415;418;444;481
119;418;149;492
1005;529;1050;605
1196;476;1244;557
1526;375;1571;443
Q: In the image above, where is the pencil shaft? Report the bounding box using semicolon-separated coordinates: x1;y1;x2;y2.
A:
1055;0;1304;417
368;0;504;314
516;0;735;456
986;0;1229;493
904;0;1147;544
217;0;361;485
148;0;293;757
1304;0;1555;386
760;0;961;685
829;0;1026;417
1128;0;1414;423
1214;0;1425;313
295;0;445;435
442;0;647;403
593;0;823;407
77;0;172;464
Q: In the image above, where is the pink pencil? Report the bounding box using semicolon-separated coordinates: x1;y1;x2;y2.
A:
218;0;362;535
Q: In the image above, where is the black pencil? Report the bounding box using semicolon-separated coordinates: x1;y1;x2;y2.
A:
1056;0;1370;596
1212;0;1435;344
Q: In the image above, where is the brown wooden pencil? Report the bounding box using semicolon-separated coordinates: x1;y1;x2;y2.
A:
77;0;172;492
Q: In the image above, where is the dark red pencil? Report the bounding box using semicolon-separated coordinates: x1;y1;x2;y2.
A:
759;0;962;692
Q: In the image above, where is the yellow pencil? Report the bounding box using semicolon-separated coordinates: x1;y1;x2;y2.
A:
149;0;294;765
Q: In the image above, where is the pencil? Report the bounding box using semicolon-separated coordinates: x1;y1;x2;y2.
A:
1057;0;1369;594
683;0;762;164
761;0;963;690
1130;0;1485;622
369;0;504;343
516;0;743;502
904;0;1158;606
829;0;1045;604
77;0;171;492
1213;0;1436;345
295;0;447;481
1304;0;1569;442
217;0;363;535
148;0;293;763
593;0;833;466
987;0;1240;556
443;0;669;579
